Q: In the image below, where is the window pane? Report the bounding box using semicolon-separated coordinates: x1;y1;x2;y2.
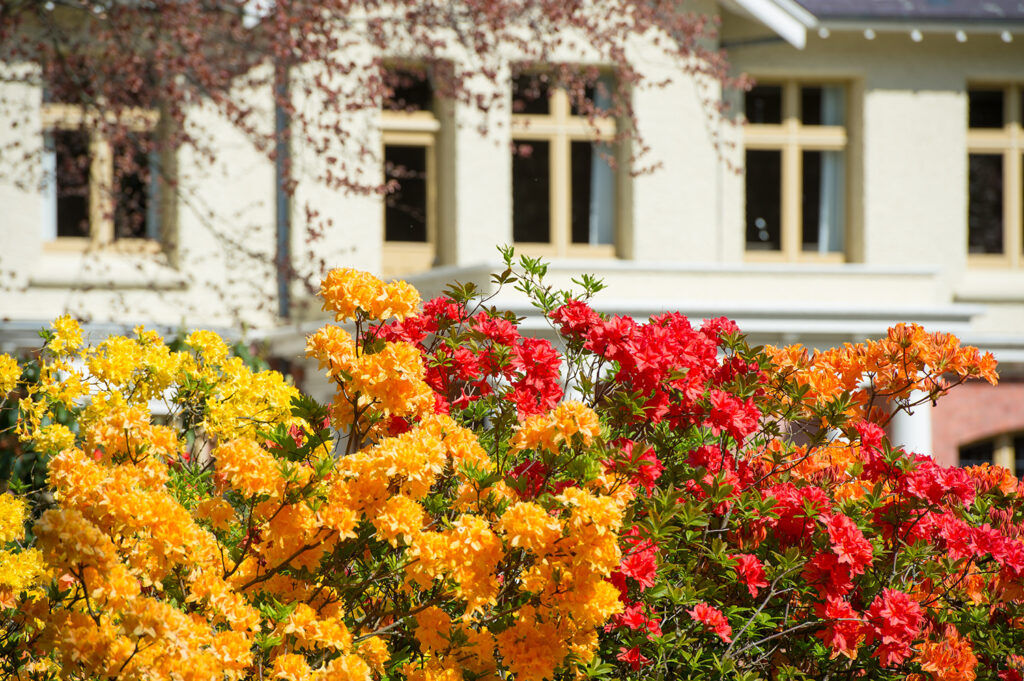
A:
512;75;550;115
571;141;615;245
114;138;158;240
968;153;1004;254
384;68;432;112
801;86;844;126
969;89;1004;128
513;141;551;242
801;150;845;253
745;150;782;250
384;145;428;242
570;73;615;116
959;440;994;468
54;130;90;238
745;86;782;125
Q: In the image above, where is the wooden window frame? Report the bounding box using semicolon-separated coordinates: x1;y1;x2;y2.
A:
380;104;439;277
959;432;1021;476
744;80;848;264
966;84;1024;268
41;103;162;254
511;84;617;259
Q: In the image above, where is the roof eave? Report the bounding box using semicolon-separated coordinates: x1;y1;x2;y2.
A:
817;18;1024;35
725;0;818;49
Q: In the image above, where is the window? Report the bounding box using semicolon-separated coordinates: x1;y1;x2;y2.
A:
41;103;161;251
958;432;1024;475
511;72;617;258
967;86;1023;265
381;67;439;276
744;82;848;261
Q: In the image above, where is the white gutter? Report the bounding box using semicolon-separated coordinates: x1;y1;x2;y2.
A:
726;0;819;48
817;19;1024;35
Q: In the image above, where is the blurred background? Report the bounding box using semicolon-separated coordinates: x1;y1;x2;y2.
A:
1;0;1023;470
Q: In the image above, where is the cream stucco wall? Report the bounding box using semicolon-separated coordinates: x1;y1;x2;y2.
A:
721;19;1024;351
3;8;1024;368
0;61;281;332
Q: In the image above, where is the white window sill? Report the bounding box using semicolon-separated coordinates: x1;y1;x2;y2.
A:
29;250;187;291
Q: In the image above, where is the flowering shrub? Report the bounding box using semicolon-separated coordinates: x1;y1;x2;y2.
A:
0;250;1018;681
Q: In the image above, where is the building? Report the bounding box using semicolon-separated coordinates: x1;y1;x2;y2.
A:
1;0;1024;469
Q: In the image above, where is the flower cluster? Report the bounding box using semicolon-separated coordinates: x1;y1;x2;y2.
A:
0;257;1019;681
0;266;639;681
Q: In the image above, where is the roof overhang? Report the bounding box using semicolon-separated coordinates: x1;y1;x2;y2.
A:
721;0;819;48
813;18;1023;40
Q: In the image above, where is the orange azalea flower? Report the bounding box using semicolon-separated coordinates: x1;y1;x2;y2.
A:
916;626;978;681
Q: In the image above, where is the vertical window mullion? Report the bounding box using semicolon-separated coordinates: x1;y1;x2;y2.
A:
1006;148;1021;266
995;434;1015;471
783;82;801;260
426;140;437;253
551;89;570;255
91;130;114;245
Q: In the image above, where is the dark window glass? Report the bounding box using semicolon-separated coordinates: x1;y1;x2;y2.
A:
968;153;1004;254
969;89;1004;128
745;86;782;125
802;150;822;249
54;130;90;238
801;87;823;125
384;145;428;242
959;440;995;468
571;142;615;246
114;138;156;240
512;75;550;115
801;150;844;252
571;141;592;244
384;68;432;112
512;140;550;242
569;73;615;116
745;149;782;250
801;85;844;126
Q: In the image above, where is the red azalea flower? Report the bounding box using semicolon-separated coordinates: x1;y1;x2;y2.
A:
732;553;769;597
865;589;923;667
823;513;873;575
619;533;658;590
616;646;651;670
550;299;601;337
802;552;854;598
688;602;732;643
814;597;866;659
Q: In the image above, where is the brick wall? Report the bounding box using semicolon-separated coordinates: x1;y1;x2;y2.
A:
930;379;1024;467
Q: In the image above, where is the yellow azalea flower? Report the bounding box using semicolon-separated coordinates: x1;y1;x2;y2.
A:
214;439;287;499
494;615;566;681
319;268;420;322
0;493;28;543
511;400;601;454
195;497;236;531
357;636;390;674
414;606;453;652
306;324;357;377
48;314;83;355
497;501;562;555
5;291;638;681
28;423;76;454
0;353;20;396
373;494;425;546
186;329;230;365
272;653;312;681
320;653;371;681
